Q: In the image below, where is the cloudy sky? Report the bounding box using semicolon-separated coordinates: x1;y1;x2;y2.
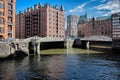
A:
16;0;120;17
66;0;120;17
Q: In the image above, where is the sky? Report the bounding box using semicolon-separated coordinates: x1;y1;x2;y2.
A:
16;0;120;17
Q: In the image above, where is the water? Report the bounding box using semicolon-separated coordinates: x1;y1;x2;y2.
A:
0;48;120;80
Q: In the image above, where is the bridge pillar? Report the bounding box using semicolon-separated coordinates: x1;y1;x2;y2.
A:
9;42;16;54
33;42;40;55
64;39;68;48
34;44;36;55
86;41;90;49
37;42;40;54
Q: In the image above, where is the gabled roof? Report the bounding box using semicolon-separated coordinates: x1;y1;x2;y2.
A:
78;14;87;24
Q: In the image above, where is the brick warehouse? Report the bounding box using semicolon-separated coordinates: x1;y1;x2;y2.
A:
77;14;112;38
16;3;65;39
0;0;16;40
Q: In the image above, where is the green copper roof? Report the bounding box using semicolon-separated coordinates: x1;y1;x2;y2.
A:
78;14;87;23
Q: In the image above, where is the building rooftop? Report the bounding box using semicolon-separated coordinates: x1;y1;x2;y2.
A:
78;14;87;24
18;3;64;14
96;16;111;21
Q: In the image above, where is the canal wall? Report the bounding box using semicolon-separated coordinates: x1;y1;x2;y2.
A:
0;42;15;58
0;42;11;58
0;42;28;59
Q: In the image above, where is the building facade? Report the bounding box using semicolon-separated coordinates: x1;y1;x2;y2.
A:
92;16;112;37
77;15;112;38
15;12;25;39
0;0;16;40
112;12;120;48
67;15;79;38
77;14;89;37
112;12;120;40
16;3;65;39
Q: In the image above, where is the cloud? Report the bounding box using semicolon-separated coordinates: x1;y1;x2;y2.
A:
66;2;88;14
94;0;120;16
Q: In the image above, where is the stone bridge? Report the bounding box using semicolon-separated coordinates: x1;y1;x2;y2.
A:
12;37;68;55
73;35;112;49
0;37;69;58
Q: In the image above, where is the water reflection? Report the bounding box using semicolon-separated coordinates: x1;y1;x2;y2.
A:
65;54;120;80
0;48;120;80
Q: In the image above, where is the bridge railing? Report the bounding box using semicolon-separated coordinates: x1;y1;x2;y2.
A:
80;35;112;41
13;37;65;43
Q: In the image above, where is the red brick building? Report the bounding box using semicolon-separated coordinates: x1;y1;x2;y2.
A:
0;0;16;40
16;3;65;39
15;12;25;39
77;14;92;37
77;14;112;38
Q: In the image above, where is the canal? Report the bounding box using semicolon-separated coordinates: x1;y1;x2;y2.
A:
0;48;120;80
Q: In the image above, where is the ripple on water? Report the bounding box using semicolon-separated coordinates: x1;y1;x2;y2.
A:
1;48;120;80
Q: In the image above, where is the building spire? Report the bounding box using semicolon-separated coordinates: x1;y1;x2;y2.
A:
55;4;58;10
85;12;87;18
38;3;41;8
60;5;64;11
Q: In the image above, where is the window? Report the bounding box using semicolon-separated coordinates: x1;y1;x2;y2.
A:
8;10;12;16
8;17;12;22
8;33;12;38
0;27;4;33
0;3;4;9
0;11;4;16
0;18;4;24
119;17;120;23
8;4;12;10
8;25;12;30
8;10;12;14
